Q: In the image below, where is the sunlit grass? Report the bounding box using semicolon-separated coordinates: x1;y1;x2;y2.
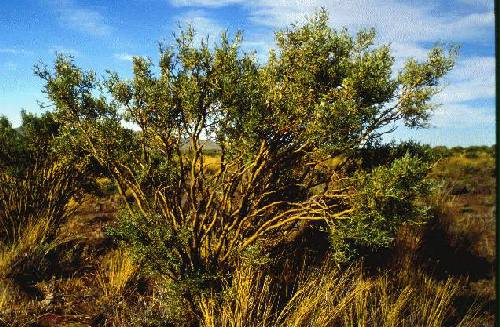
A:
0;282;10;311
200;261;480;327
0;218;51;278
97;248;137;297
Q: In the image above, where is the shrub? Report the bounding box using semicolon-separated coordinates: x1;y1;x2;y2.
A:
36;9;456;323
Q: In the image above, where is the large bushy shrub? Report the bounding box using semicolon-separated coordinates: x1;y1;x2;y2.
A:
34;9;456;319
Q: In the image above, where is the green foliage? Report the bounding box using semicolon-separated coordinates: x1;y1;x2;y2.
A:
431;145;496;160
0;116;26;174
431;145;452;158
398;47;457;127
349;140;434;172
3;8;496;327
107;210;190;279
0;111;61;176
330;153;434;261
329;154;433;261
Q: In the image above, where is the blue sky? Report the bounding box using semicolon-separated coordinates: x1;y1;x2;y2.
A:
0;0;496;146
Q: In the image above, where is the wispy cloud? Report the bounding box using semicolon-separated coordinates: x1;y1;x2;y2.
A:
114;53;137;62
436;56;495;104
241;38;273;63
458;0;494;10
238;0;493;44
174;9;273;62
422;55;495;129
0;48;33;55
175;10;225;43
432;103;495;128
169;0;494;58
50;0;111;36
48;46;80;57
1;61;18;72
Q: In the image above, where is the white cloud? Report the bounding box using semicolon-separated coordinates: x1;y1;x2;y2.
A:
390;43;429;61
458;0;494;10
244;1;495;129
241;38;274;63
239;0;493;44
0;48;32;55
0;48;21;54
48;46;80;57
436;56;495;104
50;0;111;36
431;103;494;128
429;56;495;129
438;81;495;104
175;10;225;42
448;56;495;81
1;61;18;71
170;0;494;61
389;42;431;72
114;53;137;62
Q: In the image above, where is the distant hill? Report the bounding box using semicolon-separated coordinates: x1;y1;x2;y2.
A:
180;139;221;154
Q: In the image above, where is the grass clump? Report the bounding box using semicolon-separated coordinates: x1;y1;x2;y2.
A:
97;248;137;297
198;260;486;327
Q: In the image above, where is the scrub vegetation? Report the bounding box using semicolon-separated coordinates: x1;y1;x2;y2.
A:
0;10;496;327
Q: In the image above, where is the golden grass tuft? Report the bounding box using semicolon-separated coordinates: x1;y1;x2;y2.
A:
0;218;51;278
203;155;222;173
0;282;10;311
200;260;485;327
97;248;137;297
200;264;276;327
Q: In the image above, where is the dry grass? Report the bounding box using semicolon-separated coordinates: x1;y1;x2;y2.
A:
201;258;492;327
277;264;466;327
200;260;487;327
276;264;367;327
97;248;137;297
0;163;79;245
0;218;51;278
200;264;276;327
423;149;495;266
0;281;11;311
202;154;222;174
